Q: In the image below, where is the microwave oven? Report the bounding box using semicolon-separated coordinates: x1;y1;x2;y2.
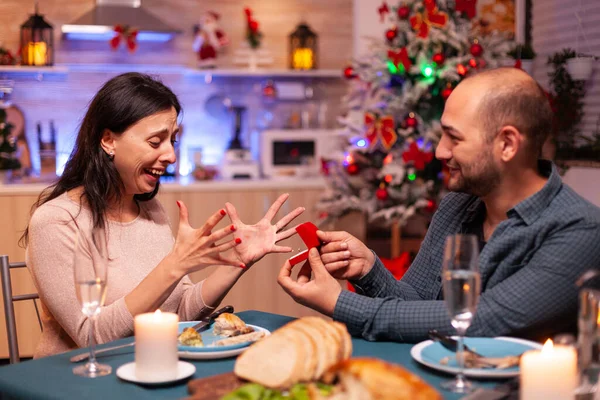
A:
260;129;337;179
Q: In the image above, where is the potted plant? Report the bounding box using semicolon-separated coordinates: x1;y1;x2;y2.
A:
566;52;597;81
0;108;21;183
508;43;536;75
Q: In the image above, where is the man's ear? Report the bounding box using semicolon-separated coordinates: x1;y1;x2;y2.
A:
100;129;116;155
497;125;523;162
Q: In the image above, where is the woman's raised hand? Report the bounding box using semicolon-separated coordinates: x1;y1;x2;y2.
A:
171;200;244;273
225;193;305;267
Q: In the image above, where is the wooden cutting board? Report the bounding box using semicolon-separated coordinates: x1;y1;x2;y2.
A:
184;372;247;400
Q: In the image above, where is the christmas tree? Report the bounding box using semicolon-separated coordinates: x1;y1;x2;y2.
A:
317;0;513;227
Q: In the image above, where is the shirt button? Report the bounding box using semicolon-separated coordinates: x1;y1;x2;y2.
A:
437;276;442;282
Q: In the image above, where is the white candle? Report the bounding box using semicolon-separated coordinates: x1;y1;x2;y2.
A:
520;339;577;400
134;310;179;380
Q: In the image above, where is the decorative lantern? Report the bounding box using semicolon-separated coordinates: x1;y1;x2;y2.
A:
289;22;318;70
20;4;54;66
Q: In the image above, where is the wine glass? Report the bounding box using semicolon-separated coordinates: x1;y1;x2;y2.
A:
441;234;481;393
72;228;112;377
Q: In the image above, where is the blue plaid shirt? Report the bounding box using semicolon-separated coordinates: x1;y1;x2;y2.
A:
334;161;600;342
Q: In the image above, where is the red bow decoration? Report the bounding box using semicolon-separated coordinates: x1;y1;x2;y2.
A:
455;0;478;19
402;142;433;170
410;0;448;38
110;25;138;53
388;47;412;72
365;113;397;150
378;2;390;22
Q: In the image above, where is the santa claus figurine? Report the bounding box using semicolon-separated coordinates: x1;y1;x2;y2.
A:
192;11;229;68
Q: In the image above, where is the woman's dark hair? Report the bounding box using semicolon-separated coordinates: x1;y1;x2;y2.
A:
20;72;182;246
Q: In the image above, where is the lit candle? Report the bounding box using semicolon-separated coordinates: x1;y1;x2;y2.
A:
27;42;47;66
293;48;314;70
134;310;179;380
520;339;577;400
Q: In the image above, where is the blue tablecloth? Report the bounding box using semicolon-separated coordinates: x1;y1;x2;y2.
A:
0;311;504;399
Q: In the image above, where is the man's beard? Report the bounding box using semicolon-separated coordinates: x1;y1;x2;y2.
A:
448;156;501;197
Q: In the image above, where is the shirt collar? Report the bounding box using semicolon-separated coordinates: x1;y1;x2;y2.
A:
509;160;562;225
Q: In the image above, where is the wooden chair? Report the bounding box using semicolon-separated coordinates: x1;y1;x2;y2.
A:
0;255;42;364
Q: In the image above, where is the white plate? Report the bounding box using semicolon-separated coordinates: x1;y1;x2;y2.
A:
411;336;542;378
116;361;196;385
177;323;270;360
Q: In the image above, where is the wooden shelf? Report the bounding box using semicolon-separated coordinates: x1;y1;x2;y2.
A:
0;64;342;80
184;68;342;79
0;65;69;80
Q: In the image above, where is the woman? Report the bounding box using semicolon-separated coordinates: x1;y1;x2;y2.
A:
22;72;304;358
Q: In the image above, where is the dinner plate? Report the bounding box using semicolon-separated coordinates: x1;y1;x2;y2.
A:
177;322;270;360
410;336;542;378
116;361;195;385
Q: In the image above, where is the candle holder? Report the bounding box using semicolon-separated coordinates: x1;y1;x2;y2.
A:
19;4;54;66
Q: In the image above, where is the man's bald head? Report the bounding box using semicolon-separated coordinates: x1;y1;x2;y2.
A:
456;68;553;157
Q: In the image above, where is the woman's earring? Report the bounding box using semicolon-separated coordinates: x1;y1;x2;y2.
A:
108;151;115;161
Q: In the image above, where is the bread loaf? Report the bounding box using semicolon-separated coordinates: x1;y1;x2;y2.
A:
234;317;352;389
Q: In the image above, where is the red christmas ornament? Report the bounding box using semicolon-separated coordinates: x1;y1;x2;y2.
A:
424;199;437;213
441;86;453;100
457;64;468;76
262;80;277;99
402;142;434;170
376;187;389;201
321;158;330;176
455;0;477;19
110;25;138;53
410;0;449;38
405;113;418;128
469;58;478;68
249;20;259;33
346;163;360;175
470;41;483;57
385;28;397;41
514;59;522;69
378;2;390;22
432;52;445;65
344;66;356;79
364;113;397;150
388;48;412;72
397;5;411;19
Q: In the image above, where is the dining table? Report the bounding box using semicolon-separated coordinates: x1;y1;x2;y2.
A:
0;310;509;400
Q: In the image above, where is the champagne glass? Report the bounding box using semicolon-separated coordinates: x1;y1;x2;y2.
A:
441;234;481;393
72;228;112;377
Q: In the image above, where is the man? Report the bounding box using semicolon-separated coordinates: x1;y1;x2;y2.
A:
278;68;600;343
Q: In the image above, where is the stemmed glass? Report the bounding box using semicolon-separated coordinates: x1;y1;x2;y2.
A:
441;234;481;393
72;228;112;377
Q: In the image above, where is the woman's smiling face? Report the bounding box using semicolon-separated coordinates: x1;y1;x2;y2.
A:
103;107;179;196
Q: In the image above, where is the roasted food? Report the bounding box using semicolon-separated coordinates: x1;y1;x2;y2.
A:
319;358;442;400
212;331;266;347
213;313;255;337
178;327;204;347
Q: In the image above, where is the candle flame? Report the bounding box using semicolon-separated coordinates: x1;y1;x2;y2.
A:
541;338;553;354
153;309;162;320
597;311;600;326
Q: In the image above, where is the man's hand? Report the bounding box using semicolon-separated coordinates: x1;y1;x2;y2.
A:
316;230;375;281
278;248;342;316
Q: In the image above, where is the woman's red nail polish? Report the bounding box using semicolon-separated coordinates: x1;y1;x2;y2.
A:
235;238;242;244
220;209;226;216
239;263;246;269
176;201;181;208
230;225;236;231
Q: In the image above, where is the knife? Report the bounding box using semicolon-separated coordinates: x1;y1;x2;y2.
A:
428;329;485;358
186;305;234;333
